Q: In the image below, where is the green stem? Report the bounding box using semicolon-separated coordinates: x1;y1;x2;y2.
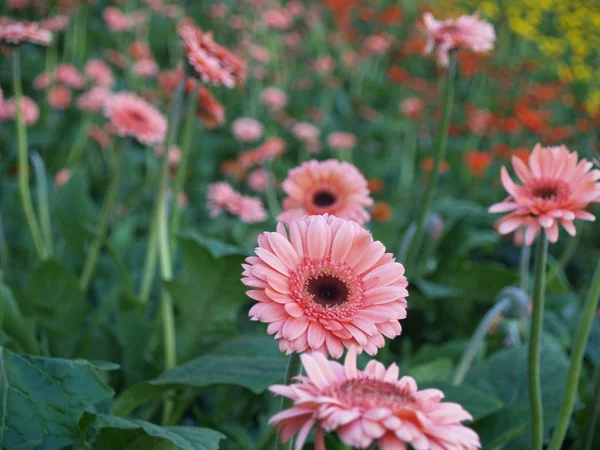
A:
452;297;510;386
548;260;600;450
520;243;531;293
265;160;280;219
584;366;600;450
139;217;158;303
79;148;124;292
404;52;456;270
13;50;48;261
30;153;53;257
169;88;198;254
400;123;417;190
0;281;40;355
528;236;548;450
274;353;302;450
0;213;11;281
66;118;91;168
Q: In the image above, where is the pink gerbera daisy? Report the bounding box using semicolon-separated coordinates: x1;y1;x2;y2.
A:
421;12;495;66
178;19;247;88
0;20;53;46
489;144;600;245
104;92;167;145
242;214;408;358
278;160;374;225
207;181;267;223
269;349;480;450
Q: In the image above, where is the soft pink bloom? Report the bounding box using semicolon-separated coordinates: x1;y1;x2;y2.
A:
54;169;71;187
103;7;146;32
40;15;69;32
248;169;270;192
489;144;600;245
249;45;270;63
237;137;286;171
0;96;39;125
88;125;113;149
48;85;72;110
313;56;335;74
261;87;287;111
292;122;320;142
209;3;229;19
269;350;480;450
422;12;495;66
327;132;357;151
278;160;373;225
0;20;52;45
467;105;491;135
178;19;247;88
400;97;424;120
242;214;408;358
34;72;53;91
77;86;112;112
265;8;293;30
104;92;167;145
156;145;182;168
363;34;392;55
85;59;114;87
207;181;266;223
232;117;264;143
56;64;85;89
134;59;159;78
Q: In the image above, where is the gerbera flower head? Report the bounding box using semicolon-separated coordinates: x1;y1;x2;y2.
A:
178;19;247;87
269;350;480;450
232;117;264;142
207;181;267;223
0;96;39;125
421;12;495;66
243;214;408;358
0;20;52;46
490;144;600;245
104;92;167;145
278;160;373;225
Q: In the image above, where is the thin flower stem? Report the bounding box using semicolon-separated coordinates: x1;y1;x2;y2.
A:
265;160;280;219
274;352;302;450
520;244;531;293
404;52;456;271
452;297;510;386
529;236;548;450
169;87;198;254
30;153;54;257
548;260;600;450
79;148;124;292
399;123;417;190
66;117;91;168
13;49;48;260
584;366;600;450
139;214;159;303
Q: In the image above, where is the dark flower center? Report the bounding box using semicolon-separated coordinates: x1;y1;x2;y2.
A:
129;110;146;124
330;379;416;411
532;184;558;200
313;190;337;207
307;275;349;307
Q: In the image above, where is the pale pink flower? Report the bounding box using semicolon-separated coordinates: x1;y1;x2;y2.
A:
238;196;268;223
422;12;495;66
238;137;286;171
48;85;72;110
0;96;39;125
156;144;182;168
77;86;113;112
261;87;287;111
0;20;52;45
34;72;53;91
56;64;85;89
232;117;264;143
400;97;424;120
327;132;357;151
489;144;600;245
104;92;167;145
40;15;69;32
54;169;71;187
207;181;266;223
249;45;270;63
134;59;159;78
363;34;392;55
265;8;293;30
88;125;113;149
103;7;146;32
85;59;114;87
278;160;373;225
292;122;320;142
269;350;480;450
242;214;408;358
313;56;335;74
248;169;270;192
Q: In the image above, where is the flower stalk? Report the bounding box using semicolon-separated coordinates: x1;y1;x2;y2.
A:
274;352;302;450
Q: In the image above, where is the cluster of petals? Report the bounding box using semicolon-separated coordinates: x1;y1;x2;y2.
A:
421;12;495;66
278;160;373;225
0;19;52;45
104;92;167;145
490;144;600;245
242;214;408;358
207;182;267;223
327;132;357;151
0;96;39;125
237;137;286;171
103;7;147;32
77;86;113;112
85;59;114;87
232;117;264;142
178;19;247;88
269;350;480;450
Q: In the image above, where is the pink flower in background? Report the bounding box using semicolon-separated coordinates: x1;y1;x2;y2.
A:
207;181;266;223
54;169;71;187
265;8;293;30
179;19;247;88
261;87;287;111
242;214;408;357
77;86;113;112
0;20;52;45
248;169;270;192
104;92;167;145
56;64;85;89
363;34;392;55
292;122;320;142
249;45;270;63
278;160;373;225
34;72;53;91
88;125;113;149
490;144;600;245
156;145;182;168
313;56;335;74
467;105;492;135
232;117;264;143
269;350;480;450
327;132;357;151
0;96;39;125
400;97;424;120
48;85;72;110
40;15;69;32
422;12;495;66
103;7;146;32
238;137;286;171
238;196;268;223
85;59;114;87
134;59;159;78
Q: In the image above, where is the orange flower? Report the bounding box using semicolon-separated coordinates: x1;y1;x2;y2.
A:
372;201;392;222
464;151;492;178
367;178;384;194
421;157;450;173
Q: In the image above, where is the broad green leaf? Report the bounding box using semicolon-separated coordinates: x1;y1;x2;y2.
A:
150;354;288;394
94;414;225;450
110;382;171;417
473;405;532;450
0;348;113;450
406;358;453;383
413;279;460;300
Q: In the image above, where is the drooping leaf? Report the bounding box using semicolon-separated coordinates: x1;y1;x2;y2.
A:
0;348;113;450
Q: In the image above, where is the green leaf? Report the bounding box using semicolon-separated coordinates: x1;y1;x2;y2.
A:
473;405;532;450
406;358;453;383
110;382;171;417
94;414;225;450
150;354;288;394
0;348;114;450
414;279;460;300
